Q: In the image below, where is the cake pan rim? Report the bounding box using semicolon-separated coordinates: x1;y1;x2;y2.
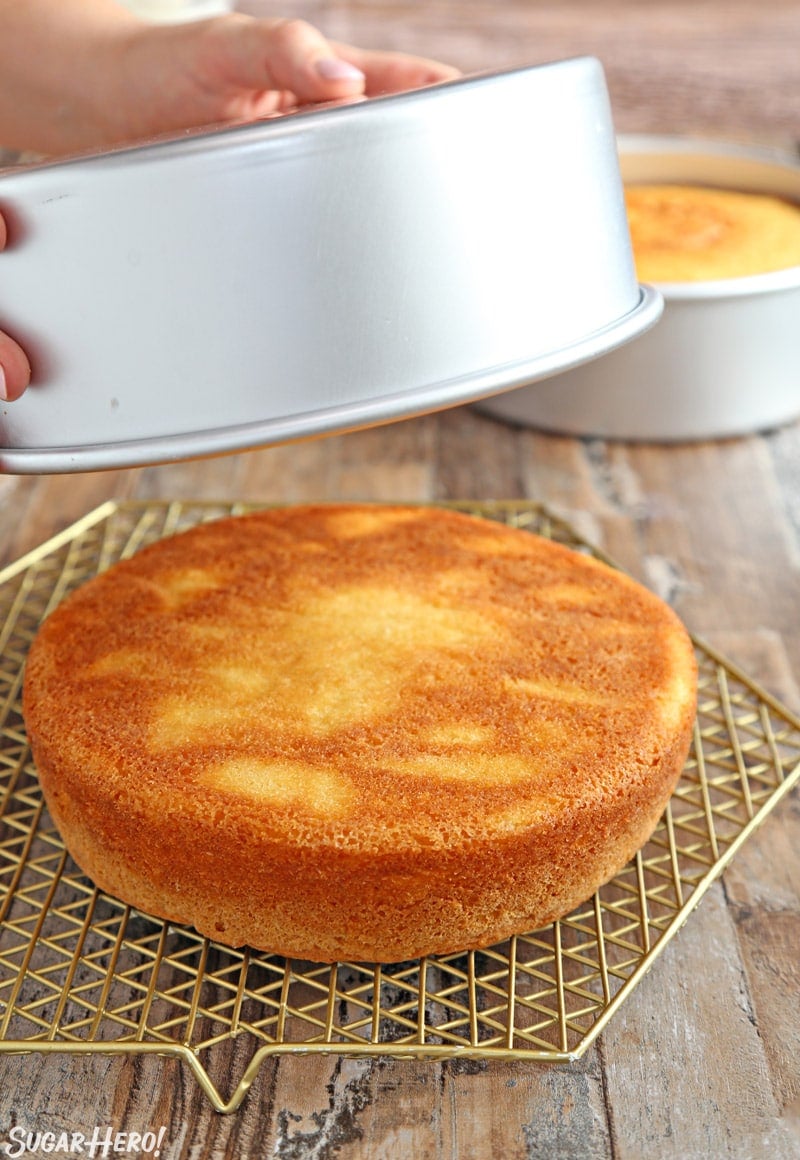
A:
619;131;800;167
647;264;800;299
0;287;662;474
1;57;606;178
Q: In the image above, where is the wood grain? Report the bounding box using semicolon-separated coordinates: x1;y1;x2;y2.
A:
2;3;800;1157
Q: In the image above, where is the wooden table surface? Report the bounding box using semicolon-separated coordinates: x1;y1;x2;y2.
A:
2;2;800;1157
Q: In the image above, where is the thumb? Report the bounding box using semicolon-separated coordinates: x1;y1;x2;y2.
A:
0;216;32;401
0;331;32;402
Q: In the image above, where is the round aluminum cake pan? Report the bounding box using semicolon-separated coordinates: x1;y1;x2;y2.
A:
477;135;800;442
0;58;659;473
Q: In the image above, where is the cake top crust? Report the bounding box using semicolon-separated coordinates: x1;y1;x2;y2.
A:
22;505;697;853
625;183;800;281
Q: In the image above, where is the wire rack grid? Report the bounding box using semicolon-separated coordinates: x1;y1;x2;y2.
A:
1;499;798;1113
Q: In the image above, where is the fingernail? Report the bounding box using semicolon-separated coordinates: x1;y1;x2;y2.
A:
315;58;365;83
0;364;7;402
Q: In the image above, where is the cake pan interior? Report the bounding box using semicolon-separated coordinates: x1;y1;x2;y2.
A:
0;58;656;472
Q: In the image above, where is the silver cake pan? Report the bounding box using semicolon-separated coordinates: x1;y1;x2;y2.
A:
0;58;659;473
478;135;800;441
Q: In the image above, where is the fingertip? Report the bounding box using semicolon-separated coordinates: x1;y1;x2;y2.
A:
314;57;366;86
330;46;461;99
0;342;32;403
428;64;462;84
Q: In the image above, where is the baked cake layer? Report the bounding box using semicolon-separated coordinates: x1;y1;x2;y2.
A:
23;505;697;962
625;183;800;281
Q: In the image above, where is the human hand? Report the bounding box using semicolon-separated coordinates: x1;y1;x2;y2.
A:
0;5;459;156
111;15;461;143
0;214;31;402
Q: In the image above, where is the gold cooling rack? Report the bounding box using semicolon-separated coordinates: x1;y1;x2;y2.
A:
2;500;799;1113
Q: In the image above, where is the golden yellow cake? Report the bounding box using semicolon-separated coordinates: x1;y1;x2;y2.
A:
22;505;697;963
625;183;800;281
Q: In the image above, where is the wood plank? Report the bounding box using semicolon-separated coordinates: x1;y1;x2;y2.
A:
600;887;797;1159
285;0;800;138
